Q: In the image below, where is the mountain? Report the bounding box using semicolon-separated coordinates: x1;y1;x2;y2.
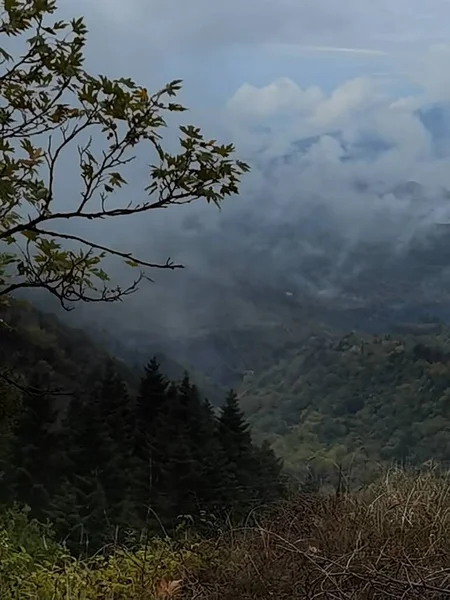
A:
41;191;450;392
239;326;450;488
0;297;223;407
0;299;137;400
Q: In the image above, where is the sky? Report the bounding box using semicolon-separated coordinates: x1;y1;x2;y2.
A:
25;0;450;342
59;0;450;191
43;2;450;290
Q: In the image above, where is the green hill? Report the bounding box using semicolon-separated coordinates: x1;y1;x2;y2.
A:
0;299;137;399
240;328;450;488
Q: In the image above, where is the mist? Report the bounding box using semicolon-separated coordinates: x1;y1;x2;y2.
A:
19;1;450;375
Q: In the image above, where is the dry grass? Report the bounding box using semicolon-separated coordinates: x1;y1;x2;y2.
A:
3;468;450;598
185;469;450;599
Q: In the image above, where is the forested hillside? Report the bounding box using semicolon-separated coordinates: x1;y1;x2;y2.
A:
241;327;450;488
0;300;137;397
0;301;284;555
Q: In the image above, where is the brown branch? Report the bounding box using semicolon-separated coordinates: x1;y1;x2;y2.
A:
0;370;74;398
0;186;205;241
31;227;184;270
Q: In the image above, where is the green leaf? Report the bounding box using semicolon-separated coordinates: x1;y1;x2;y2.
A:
21;230;37;242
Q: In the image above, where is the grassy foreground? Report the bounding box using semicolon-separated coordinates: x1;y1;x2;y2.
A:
2;469;450;599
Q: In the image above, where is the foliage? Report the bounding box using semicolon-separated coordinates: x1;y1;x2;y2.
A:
0;311;285;554
241;329;450;489
0;506;203;599
0;0;249;308
2;470;450;599
188;468;450;599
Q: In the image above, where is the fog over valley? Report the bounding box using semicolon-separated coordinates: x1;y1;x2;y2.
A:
16;0;450;384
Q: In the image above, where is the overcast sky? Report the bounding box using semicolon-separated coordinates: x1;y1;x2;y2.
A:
36;0;450;333
49;2;450;246
60;0;450;165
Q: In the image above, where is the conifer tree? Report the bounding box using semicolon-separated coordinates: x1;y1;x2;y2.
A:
63;388;109;480
198;398;237;512
162;374;203;518
252;440;285;503
134;358;171;526
218;390;255;508
95;361;137;529
47;478;81;553
49;377;111;547
10;373;58;518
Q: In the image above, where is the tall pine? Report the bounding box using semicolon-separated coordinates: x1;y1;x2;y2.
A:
218;390;255;509
134;358;171;529
96;361;137;530
9;373;58;519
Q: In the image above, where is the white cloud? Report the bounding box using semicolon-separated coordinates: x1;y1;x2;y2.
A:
220;58;450;240
56;1;450;237
311;78;379;127
226;78;324;120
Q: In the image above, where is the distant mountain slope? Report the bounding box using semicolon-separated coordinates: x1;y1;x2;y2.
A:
0;300;138;399
0;298;223;405
240;328;450;487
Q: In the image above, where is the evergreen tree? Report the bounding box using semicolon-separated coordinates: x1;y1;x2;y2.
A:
191;397;234;513
46;478;81;553
9;373;58;518
162;374;203;518
74;472;109;554
95;361;137;530
218;390;255;508
49;377;111;548
0;380;21;505
252;440;285;503
62;386;110;481
134;358;171;526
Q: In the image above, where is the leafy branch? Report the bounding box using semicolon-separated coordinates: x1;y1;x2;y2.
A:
0;0;250;308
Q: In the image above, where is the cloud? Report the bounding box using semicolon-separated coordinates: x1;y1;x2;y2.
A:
295;46;388;56
226;78;324;120
214;56;450;265
33;0;450;333
71;0;450;55
311;78;379;127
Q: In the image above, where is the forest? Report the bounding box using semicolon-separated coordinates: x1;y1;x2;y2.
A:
3;1;450;597
3;301;450;598
241;326;450;489
0;303;284;555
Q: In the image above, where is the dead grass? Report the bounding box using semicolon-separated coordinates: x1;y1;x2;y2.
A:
185;468;450;599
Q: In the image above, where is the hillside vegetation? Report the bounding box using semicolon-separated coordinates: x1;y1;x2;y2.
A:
2;469;450;599
0;300;284;556
241;328;450;487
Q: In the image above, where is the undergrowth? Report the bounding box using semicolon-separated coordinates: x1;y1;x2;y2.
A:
2;468;450;599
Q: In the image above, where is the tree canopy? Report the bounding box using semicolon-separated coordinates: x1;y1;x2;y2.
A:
0;0;249;309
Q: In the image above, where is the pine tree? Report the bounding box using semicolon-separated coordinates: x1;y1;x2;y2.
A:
199;398;238;513
63;386;110;481
252;440;285;503
75;472;109;554
0;380;21;505
95;361;137;530
134;358;171;527
49;376;112;548
46;478;81;552
9;373;58;518
218;390;255;509
162;374;203;518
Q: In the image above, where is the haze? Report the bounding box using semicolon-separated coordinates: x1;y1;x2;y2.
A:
35;1;450;345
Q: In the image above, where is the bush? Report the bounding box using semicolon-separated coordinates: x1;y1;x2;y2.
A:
188;468;450;599
3;470;450;598
0;505;206;599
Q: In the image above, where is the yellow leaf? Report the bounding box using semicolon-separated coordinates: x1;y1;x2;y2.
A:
139;88;149;102
156;578;183;598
